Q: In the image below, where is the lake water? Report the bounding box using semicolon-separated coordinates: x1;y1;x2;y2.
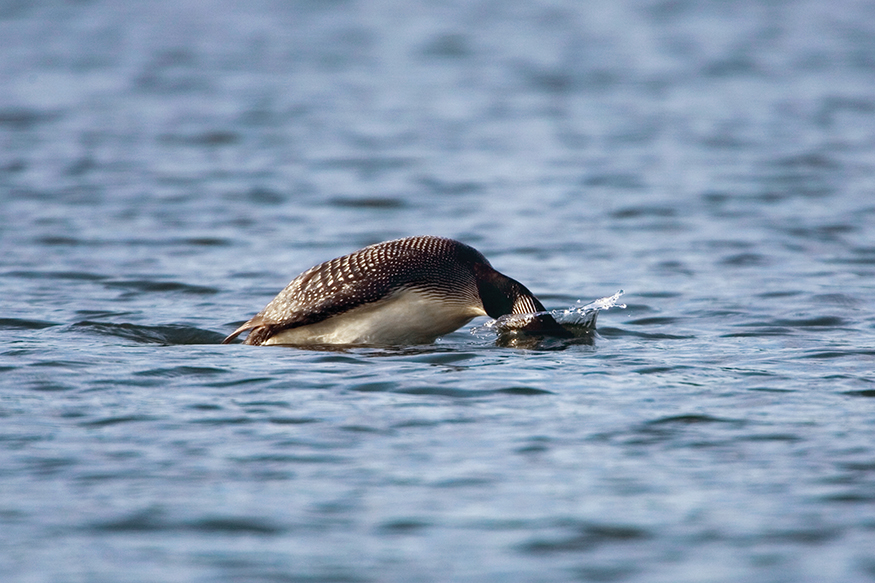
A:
2;0;875;581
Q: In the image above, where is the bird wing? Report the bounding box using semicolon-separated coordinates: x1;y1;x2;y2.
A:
222;236;482;344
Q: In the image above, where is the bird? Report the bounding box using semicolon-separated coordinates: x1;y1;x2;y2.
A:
222;235;570;346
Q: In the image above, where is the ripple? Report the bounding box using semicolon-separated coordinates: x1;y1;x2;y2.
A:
187;403;222;411
420;33;471;59
0;318;59;330
268;417;320;425
133;366;228;377
329;196;407;209
407;352;478;365
351;381;398;393
89;511;283;535
844;390;875;398
187;517;284;534
341;424;390;434
627;316;681;326
205;377;273;388
71;321;226;345
719;253;771;267
3;270;107;281
417;175;482;195
598;327;694;340
432;475;497;488
21;456;78;476
609;204;673;218
802;350;875;360
774;152;841;170
811;293;865;307
28;381;76;392
755;291;803;298
104;279;219;295
34;236;85;246
722;327;793;338
593;414;748;447
634;366;684;374
177;237;233;247
377;519;432;533
189;416;253;425
772;316;847;327
646;414;740;426
521;522;652;554
314;156;415;177
0;107;60;129
741;433;802;442
761;527;843;544
395;386;494;398
821;491;875;503
80;415;158;427
87;510;165;532
723;315;848;336
351;384;553;398
494;386;553;396
158;130;240;146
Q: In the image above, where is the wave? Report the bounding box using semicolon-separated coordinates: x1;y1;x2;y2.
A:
71;321;226;345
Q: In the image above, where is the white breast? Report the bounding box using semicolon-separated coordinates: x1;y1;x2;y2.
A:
262;288;486;346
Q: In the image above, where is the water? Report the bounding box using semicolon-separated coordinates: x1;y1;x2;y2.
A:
473;290;624;347
2;0;875;581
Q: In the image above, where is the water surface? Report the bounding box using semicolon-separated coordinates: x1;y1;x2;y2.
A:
2;1;875;581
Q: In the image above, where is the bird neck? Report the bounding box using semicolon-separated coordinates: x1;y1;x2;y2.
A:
473;264;547;318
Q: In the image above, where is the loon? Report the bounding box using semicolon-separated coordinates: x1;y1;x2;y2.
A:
222;235;570;346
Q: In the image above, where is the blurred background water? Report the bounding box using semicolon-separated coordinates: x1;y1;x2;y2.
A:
2;0;875;581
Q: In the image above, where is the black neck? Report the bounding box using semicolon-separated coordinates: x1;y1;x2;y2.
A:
473;264;546;318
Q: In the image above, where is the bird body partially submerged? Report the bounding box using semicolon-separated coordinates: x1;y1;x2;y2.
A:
255;287;484;346
223;236;569;346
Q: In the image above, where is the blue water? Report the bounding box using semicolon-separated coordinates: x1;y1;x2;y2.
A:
2;0;875;581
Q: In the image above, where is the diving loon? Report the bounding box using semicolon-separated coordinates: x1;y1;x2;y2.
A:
222;235;569;346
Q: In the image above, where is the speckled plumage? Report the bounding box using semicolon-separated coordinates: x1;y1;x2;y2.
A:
223;236;565;346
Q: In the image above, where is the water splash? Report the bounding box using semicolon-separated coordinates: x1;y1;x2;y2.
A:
472;290;626;338
553;289;626;329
